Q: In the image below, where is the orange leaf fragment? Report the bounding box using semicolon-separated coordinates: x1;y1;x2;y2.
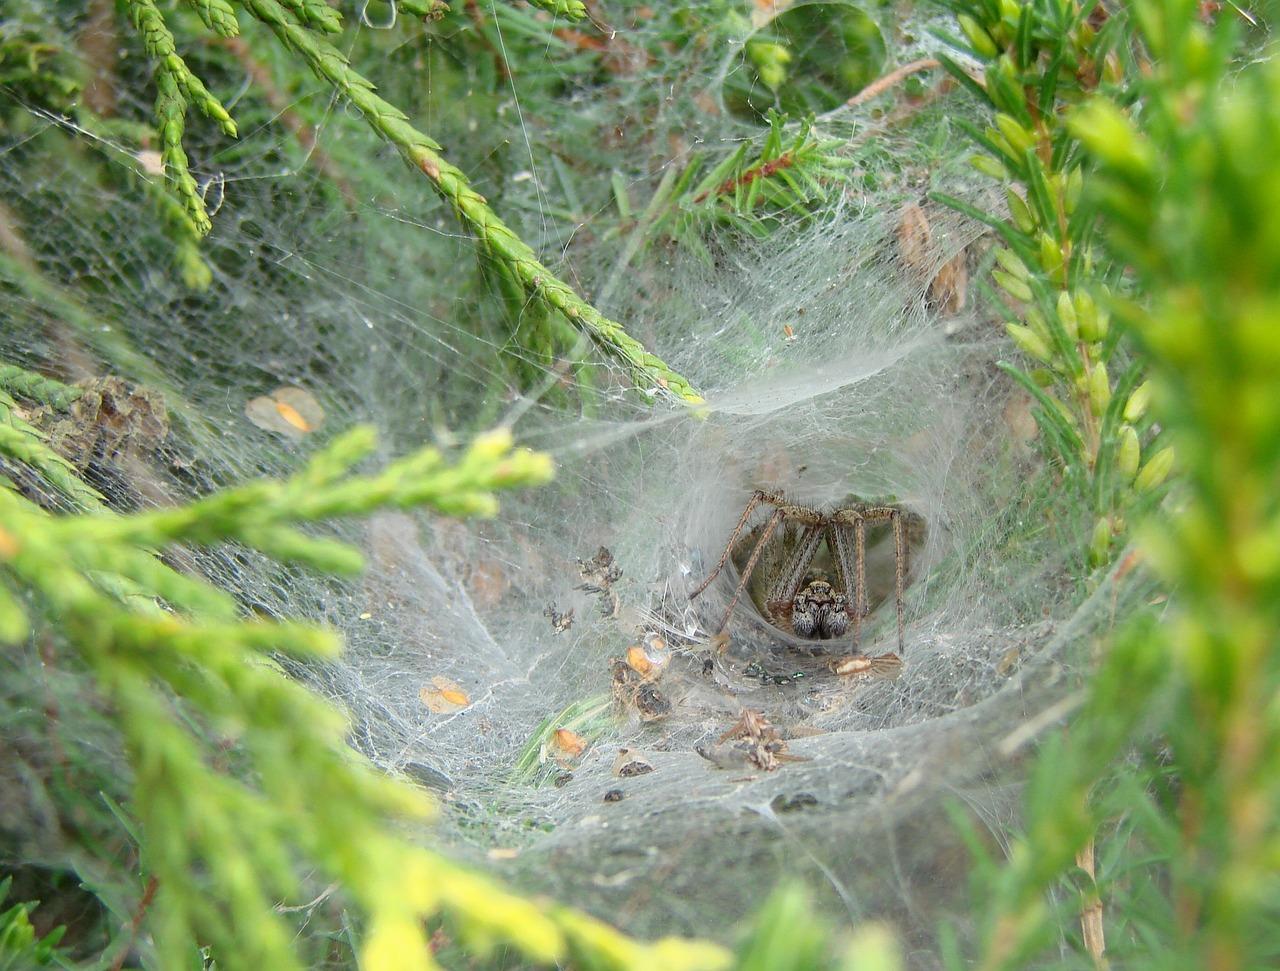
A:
274;399;310;432
245;386;325;439
0;526;21;558
625;645;653;676
552;728;586;758
420;676;470;713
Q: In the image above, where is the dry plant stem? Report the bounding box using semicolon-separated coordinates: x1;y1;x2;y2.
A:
822;57;976;125
853;516;866;643
238;0;703;405
108;875;159;971
692;153;797;204
844;57;940;108
843;79;958;154
1076;839;1107;968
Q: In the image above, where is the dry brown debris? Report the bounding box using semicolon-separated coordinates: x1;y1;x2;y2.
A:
577;545;623;618
698;708;807;772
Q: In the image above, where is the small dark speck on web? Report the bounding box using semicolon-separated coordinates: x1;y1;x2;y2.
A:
772;792;819;813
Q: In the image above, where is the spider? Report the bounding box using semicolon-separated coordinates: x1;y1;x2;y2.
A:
689;490;911;654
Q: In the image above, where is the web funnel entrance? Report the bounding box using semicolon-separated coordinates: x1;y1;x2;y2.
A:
692;490;926;653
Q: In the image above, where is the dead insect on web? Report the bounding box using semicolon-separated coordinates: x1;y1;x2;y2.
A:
612;748;655;777
698;708;806;772
543;602;574;634
830;652;903;678
831;654;872;677
718;708;774;744
578;546;622;589
689;490;915;654
610;658;672;721
578;545;623;617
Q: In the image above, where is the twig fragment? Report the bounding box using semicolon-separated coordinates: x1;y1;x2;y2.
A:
844;57;941;108
1076;839;1108;968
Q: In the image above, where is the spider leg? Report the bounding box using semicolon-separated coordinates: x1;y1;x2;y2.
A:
892;508;906;655
835;505;907;655
861;506;908;655
766;523;824;607
830;519;866;649
715;508;784;633
689;490;776;601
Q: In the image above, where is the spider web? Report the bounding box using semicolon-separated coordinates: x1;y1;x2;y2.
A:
0;0;1147;960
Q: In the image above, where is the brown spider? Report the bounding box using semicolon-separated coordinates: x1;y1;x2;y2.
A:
689;490;910;654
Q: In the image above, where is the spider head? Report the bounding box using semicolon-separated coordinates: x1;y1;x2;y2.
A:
790;579;850;639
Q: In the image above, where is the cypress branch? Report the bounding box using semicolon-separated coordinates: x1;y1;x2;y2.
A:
0;393;106;513
125;0;238;235
154;67;211;236
0;424;732;971
277;0;343;34
0;363;82;411
184;0;241;37
524;0;588;20
237;0;703;405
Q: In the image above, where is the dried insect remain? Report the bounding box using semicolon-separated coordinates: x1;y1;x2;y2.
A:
543;602;574;634
578;545;622;617
696;708;806;772
610;658;672;721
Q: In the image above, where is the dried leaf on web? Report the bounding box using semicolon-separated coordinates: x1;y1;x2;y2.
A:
419;676;470;714
245;386;325;438
550;728;586;759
